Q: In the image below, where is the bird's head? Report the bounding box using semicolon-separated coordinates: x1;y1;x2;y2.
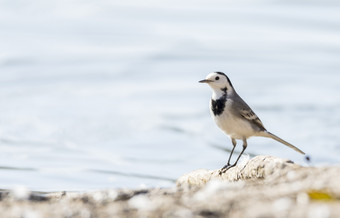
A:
199;72;233;92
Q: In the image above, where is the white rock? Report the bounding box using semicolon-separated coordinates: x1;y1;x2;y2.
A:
11;186;31;200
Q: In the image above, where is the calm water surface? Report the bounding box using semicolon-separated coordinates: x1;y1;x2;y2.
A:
0;1;340;191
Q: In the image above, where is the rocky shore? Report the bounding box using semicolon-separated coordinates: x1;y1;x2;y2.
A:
1;156;340;218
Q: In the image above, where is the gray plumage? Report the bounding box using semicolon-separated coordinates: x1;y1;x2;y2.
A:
199;72;305;174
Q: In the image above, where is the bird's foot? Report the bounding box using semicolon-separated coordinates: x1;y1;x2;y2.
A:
219;165;228;175
218;164;235;175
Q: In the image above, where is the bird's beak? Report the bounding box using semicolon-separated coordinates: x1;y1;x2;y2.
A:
199;79;213;83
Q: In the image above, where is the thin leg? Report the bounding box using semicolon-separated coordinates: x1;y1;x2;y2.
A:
227;138;237;165
219;138;248;174
219;138;237;175
231;139;247;167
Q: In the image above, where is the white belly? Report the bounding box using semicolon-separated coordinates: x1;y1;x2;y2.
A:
211;103;255;139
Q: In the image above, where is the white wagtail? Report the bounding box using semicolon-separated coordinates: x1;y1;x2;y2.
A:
199;72;306;174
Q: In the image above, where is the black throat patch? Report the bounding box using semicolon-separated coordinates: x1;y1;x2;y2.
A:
211;88;227;116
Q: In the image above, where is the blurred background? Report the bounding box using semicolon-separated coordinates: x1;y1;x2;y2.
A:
0;0;340;191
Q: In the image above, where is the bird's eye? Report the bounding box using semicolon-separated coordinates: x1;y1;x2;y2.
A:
215;76;220;80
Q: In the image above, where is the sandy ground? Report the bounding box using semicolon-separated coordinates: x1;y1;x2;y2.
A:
1;156;340;218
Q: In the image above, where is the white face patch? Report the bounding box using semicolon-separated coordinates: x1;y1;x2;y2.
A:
205;72;233;91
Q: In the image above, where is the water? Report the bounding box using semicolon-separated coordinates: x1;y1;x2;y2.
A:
0;0;340;191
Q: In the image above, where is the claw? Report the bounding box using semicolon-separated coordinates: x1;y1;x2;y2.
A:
218;164;236;175
218;164;229;175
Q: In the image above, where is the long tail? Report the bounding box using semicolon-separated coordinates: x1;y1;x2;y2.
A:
260;131;305;155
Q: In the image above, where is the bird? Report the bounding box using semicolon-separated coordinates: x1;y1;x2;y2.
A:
199;72;306;174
